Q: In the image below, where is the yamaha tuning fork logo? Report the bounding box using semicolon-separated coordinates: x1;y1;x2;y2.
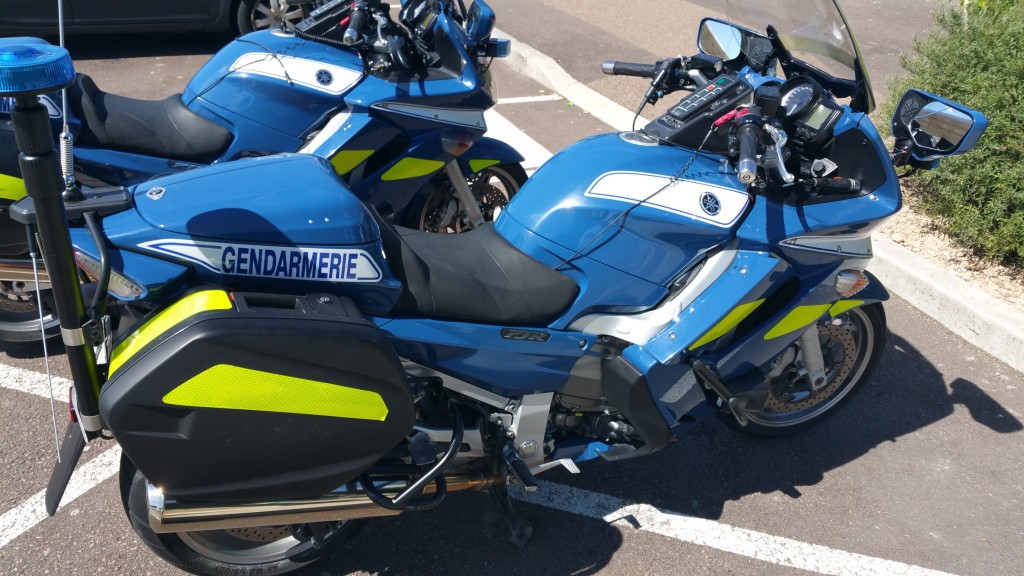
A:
315;69;334;86
138;240;383;283
699;192;722;216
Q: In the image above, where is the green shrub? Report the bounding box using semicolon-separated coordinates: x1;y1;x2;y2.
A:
885;2;1024;264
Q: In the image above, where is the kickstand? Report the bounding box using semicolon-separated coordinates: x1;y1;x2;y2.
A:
490;485;533;547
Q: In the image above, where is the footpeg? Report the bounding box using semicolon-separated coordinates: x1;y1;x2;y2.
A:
504;449;539;492
530;458;580;476
691;359;749;427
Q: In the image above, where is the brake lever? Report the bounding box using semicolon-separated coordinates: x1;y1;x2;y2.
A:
762;124;795;184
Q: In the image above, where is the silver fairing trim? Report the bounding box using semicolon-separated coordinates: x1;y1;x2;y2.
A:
779;235;873;258
372;103;487;130
298;109;353;156
567;241;739;345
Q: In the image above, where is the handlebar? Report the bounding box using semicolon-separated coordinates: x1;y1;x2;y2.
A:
602;60;657;78
344;2;368;45
802;177;862;194
736;109;762;185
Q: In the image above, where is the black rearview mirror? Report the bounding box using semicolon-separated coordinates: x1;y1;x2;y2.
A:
892;89;988;162
698;19;743;61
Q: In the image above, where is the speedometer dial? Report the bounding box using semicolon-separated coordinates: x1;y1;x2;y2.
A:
781;84;814;117
778;77;822;120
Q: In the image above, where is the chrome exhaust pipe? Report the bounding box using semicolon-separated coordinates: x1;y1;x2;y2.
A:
0;257;49;283
148;472;502;533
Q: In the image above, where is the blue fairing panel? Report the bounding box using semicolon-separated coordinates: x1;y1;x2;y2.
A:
132;154;377;246
380;317;593;395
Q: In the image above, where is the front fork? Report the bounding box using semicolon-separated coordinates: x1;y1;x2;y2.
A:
443;161;485;228
798;324;828;392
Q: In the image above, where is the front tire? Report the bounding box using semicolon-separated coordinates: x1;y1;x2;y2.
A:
0;283;60;343
737;303;887;436
122;461;364;576
414;162;527;233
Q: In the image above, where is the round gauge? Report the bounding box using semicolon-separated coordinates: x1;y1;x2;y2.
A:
779;77;822;119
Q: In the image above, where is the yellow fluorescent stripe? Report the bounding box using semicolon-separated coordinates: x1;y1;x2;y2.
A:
330;149;374;175
380;158;445;181
0;173;27;201
830;299;864;317
688;299;766;350
163;364;389;421
109;290;232;375
468;159;500;173
763;304;832;340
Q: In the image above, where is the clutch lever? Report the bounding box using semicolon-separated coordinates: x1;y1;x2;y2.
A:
762;124;795;184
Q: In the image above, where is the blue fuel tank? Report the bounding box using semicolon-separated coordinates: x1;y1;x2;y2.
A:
183;31;365;139
498;133;751;288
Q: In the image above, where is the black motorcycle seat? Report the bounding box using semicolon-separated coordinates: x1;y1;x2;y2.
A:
68;74;233;164
377;218;579;325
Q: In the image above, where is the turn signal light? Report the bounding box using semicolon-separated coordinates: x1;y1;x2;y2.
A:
74;249;145;300
441;135;475;157
835;269;869;298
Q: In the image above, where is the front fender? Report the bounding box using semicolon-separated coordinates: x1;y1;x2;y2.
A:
458;136;525;173
856;270;890;303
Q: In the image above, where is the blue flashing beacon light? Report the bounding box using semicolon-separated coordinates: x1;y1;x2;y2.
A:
0;38;74;97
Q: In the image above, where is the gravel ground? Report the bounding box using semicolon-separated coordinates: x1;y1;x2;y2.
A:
880;182;1024;312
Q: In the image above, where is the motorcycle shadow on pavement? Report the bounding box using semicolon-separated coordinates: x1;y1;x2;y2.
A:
299;332;1021;576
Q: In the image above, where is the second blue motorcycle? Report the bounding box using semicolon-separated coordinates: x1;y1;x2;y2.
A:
0;0;523;341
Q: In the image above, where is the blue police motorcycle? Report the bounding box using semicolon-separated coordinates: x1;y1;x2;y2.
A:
0;0;987;574
0;0;523;341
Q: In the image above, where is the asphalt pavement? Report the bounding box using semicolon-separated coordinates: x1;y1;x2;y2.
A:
1;2;1023;574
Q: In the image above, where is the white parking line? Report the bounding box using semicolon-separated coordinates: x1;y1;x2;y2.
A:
0;445;121;548
515;481;958;576
0;364;70;400
485;109;552;171
497;94;563;105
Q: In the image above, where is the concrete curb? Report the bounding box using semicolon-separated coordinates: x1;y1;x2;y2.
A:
495;28;1024;373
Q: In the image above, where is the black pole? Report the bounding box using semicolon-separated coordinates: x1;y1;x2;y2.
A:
12;95;103;435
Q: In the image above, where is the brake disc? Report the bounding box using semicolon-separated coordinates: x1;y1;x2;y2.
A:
223;526;293;542
763;322;857;412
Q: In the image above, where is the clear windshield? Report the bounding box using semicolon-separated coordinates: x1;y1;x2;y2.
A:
723;0;862;82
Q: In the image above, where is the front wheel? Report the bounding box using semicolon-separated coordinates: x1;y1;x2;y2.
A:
737;303;887;436
122;461;364;576
236;0;308;34
414;163;528;233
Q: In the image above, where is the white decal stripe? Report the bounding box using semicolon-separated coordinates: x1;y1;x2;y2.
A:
137;240;383;282
230;53;362;95
0;446;121;548
584;171;749;228
515;481;959;576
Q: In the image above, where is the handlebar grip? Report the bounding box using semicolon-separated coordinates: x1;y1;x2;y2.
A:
602;60;656;78
804;177;863;193
343;4;367;45
736;116;762;185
